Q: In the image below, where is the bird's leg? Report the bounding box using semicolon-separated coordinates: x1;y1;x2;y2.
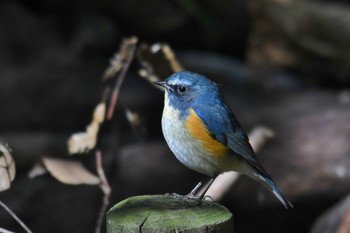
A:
184;177;216;206
189;181;204;196
188;176;212;197
197;177;215;202
173;176;217;207
185;176;218;205
165;179;207;201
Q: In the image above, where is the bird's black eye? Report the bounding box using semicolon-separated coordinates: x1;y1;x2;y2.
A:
177;86;187;93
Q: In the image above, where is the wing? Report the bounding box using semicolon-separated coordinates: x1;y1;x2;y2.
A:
193;104;293;208
193;104;268;176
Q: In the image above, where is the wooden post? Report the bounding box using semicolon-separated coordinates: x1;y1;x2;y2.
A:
107;194;233;233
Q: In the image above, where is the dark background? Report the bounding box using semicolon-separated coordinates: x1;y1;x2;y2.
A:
1;0;350;232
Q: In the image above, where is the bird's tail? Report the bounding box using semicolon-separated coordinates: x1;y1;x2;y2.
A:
257;174;293;209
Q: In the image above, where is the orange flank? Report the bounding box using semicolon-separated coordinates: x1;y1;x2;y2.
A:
186;108;228;157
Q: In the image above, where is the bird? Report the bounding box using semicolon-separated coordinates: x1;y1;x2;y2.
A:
154;71;293;208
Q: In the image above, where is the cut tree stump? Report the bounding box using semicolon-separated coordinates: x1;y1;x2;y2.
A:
107;194;233;233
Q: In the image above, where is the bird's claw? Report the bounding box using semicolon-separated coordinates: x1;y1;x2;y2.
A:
164;192;203;206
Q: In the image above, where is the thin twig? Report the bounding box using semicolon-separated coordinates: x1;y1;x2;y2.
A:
107;37;138;120
0;200;32;233
161;44;184;72
0;227;16;233
95;150;111;233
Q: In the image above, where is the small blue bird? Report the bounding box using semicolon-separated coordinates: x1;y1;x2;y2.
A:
154;71;292;208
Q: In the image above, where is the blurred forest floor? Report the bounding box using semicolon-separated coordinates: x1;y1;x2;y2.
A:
0;0;350;233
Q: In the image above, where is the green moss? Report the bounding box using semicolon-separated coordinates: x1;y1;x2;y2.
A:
107;194;233;233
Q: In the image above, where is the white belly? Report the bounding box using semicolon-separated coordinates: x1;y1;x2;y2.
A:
161;101;221;176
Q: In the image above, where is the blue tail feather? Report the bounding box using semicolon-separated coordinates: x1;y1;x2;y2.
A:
257;175;293;209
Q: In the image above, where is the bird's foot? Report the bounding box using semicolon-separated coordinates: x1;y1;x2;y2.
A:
185;192;197;199
186;194;215;206
202;195;215;206
165;192;186;199
164;193;203;206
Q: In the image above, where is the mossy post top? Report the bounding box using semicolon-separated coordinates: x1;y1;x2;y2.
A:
107;194;233;233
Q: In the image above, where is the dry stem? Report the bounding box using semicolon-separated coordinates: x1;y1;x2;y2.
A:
0;200;32;233
94;150;111;233
107;37;138;120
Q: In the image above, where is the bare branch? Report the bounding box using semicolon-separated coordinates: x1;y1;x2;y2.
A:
0;200;32;233
94;150;111;233
107;37;138;120
0;227;16;233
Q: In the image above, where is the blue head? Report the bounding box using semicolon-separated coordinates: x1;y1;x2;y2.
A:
154;71;221;116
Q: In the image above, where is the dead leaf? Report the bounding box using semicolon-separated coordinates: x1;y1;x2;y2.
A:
125;108;141;128
40;157;100;185
93;101;106;124
103;36;138;80
125;108;146;141
137;43;184;86
67;102;106;155
0;143;15;191
28;162;47;179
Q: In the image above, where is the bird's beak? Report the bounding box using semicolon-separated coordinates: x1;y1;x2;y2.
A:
153;81;173;91
153;81;166;88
